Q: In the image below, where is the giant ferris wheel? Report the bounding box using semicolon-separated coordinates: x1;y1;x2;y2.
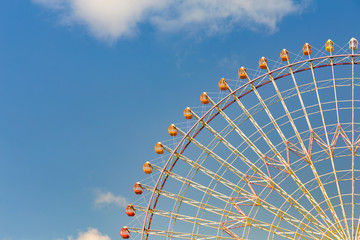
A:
121;38;360;240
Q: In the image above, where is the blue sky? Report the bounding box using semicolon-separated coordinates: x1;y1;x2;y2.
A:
1;0;360;239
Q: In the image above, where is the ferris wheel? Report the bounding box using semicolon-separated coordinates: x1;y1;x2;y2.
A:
121;38;360;240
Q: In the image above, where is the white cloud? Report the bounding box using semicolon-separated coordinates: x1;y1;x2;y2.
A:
68;228;111;240
94;190;127;208
33;0;309;42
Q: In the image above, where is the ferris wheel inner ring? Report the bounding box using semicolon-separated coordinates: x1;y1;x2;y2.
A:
141;53;360;240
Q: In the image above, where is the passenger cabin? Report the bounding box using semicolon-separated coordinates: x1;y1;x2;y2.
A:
349;38;358;51
325;39;334;52
259;57;267;69
155;142;164;154
183;107;193;119
125;204;135;216
143;161;153;174
133;182;143;194
218;78;227;90
200;92;209;104
120;227;130;239
238;67;247;79
280;49;289;61
303;43;311;55
168;124;177;136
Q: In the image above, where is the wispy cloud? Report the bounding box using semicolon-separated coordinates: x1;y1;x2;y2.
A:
94;190;127;208
33;0;65;9
33;0;309;42
68;228;111;240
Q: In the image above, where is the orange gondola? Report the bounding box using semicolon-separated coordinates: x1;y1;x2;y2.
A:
125;204;135;217
218;78;227;90
120;227;130;239
303;43;311;55
143;161;153;174
259;57;267;69
238;67;247;79
168;124;177;136
154;142;164;154
184;107;193;119
280;49;289;61
200;92;209;104
133;182;143;195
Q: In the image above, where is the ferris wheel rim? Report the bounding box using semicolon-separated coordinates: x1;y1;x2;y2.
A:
140;53;360;240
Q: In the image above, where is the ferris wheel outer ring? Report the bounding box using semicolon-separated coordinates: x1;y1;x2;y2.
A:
140;53;360;240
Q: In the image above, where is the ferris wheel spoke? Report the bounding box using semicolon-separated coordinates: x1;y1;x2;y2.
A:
266;66;305;150
159;142;325;237
128;227;235;240
283;57;351;239
141;183;240;219
265;63;345;235
284;134;348;239
193;83;342;238
206;94;264;158
257;200;324;238
222;216;320;240
226;84;287;162
296;194;355;239
166;128;247;183
233;68;342;237
150;161;234;203
204;90;339;238
132;218;321;240
247;218;323;240
291;171;356;237
287;63;312;129
223;198;325;240
132;204;223;230
170;155;324;237
186;104;337;238
355;215;360;240
307;58;348;239
330;55;340;125
160;143;253;197
351;53;356;239
327;54;352;239
245;73;286;143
